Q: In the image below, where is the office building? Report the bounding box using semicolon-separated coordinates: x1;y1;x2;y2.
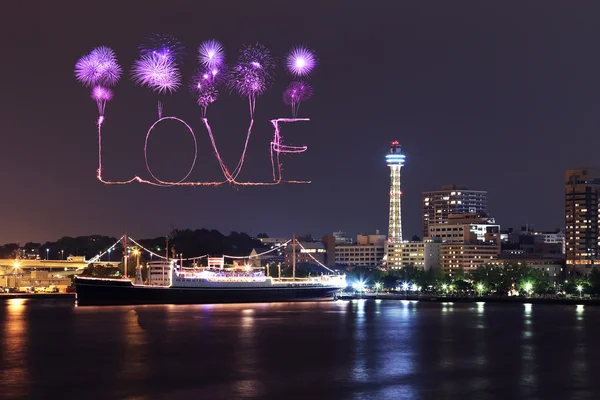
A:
422;185;488;238
387;240;442;270
565;169;600;272
440;243;500;274
335;232;386;268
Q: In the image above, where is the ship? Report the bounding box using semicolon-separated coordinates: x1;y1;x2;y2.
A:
74;261;346;306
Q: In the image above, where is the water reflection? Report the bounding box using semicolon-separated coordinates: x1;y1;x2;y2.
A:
571;304;589;398
520;303;537;398
120;309;149;398
1;300;600;399
2;299;29;398
234;307;262;398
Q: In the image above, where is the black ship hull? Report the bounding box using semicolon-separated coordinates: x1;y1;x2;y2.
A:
75;277;341;306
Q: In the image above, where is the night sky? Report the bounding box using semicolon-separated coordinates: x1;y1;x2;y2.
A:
2;1;599;244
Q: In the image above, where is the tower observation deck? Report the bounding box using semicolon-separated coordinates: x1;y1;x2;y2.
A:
386;141;405;243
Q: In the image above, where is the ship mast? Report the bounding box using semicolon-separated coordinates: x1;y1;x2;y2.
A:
292;233;296;281
123;233;128;279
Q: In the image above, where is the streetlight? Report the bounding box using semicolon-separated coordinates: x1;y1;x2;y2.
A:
374;282;382;294
401;282;409;298
477;283;484;297
60;249;64;260
577;284;583;299
46;248;49;260
442;283;448;294
353;281;366;297
524;282;533;297
108;249;112;262
132;248;141;267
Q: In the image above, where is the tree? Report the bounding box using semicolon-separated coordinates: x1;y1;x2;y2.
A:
257;233;269;239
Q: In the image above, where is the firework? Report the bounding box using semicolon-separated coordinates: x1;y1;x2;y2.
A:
198;40;225;70
75;46;122;87
229;44;275;101
131;53;181;94
285;46;316;77
190;71;219;116
283;81;313;117
139;33;186;63
91;85;113;117
91;85;114;101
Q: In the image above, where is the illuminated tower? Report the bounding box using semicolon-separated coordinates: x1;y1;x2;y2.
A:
386;141;406;242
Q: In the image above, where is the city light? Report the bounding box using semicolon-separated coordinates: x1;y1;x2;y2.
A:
524;282;533;297
411;284;418;292
401;282;409;291
577;284;583;298
352;281;365;292
477;283;484;296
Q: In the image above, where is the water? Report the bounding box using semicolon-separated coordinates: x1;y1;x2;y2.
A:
0;299;598;400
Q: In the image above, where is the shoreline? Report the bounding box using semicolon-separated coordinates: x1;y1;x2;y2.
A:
0;293;75;301
343;293;599;305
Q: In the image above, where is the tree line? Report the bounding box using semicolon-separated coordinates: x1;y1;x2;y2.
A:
345;263;600;296
0;229;264;261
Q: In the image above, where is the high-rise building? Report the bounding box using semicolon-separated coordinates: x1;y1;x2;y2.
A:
565;169;600;272
422;185;488;238
387;141;406;242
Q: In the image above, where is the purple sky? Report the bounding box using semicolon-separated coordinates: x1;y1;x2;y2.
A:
1;0;599;243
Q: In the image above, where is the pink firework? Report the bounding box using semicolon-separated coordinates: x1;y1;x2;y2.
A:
198;40;225;70
131;53;181;94
285;46;316;77
75;46;122;87
283;81;313;117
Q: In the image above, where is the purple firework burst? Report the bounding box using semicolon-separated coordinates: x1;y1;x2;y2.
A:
190;71;218;116
198;40;225;70
229;43;275;99
283;81;313;117
285;46;316;77
131;53;181;94
139;33;186;64
75;46;122;87
91;85;114;101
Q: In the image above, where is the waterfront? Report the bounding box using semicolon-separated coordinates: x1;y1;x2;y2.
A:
1;299;599;399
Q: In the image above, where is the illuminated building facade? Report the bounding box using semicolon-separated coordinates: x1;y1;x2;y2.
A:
565;169;600;273
335;233;386;267
440;243;500;274
422;185;488;238
284;241;327;266
387;240;442;271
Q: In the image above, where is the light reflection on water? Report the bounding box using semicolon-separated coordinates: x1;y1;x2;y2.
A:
0;300;600;399
2;299;29;399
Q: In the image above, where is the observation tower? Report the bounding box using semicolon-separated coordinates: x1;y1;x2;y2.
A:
386;141;406;243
